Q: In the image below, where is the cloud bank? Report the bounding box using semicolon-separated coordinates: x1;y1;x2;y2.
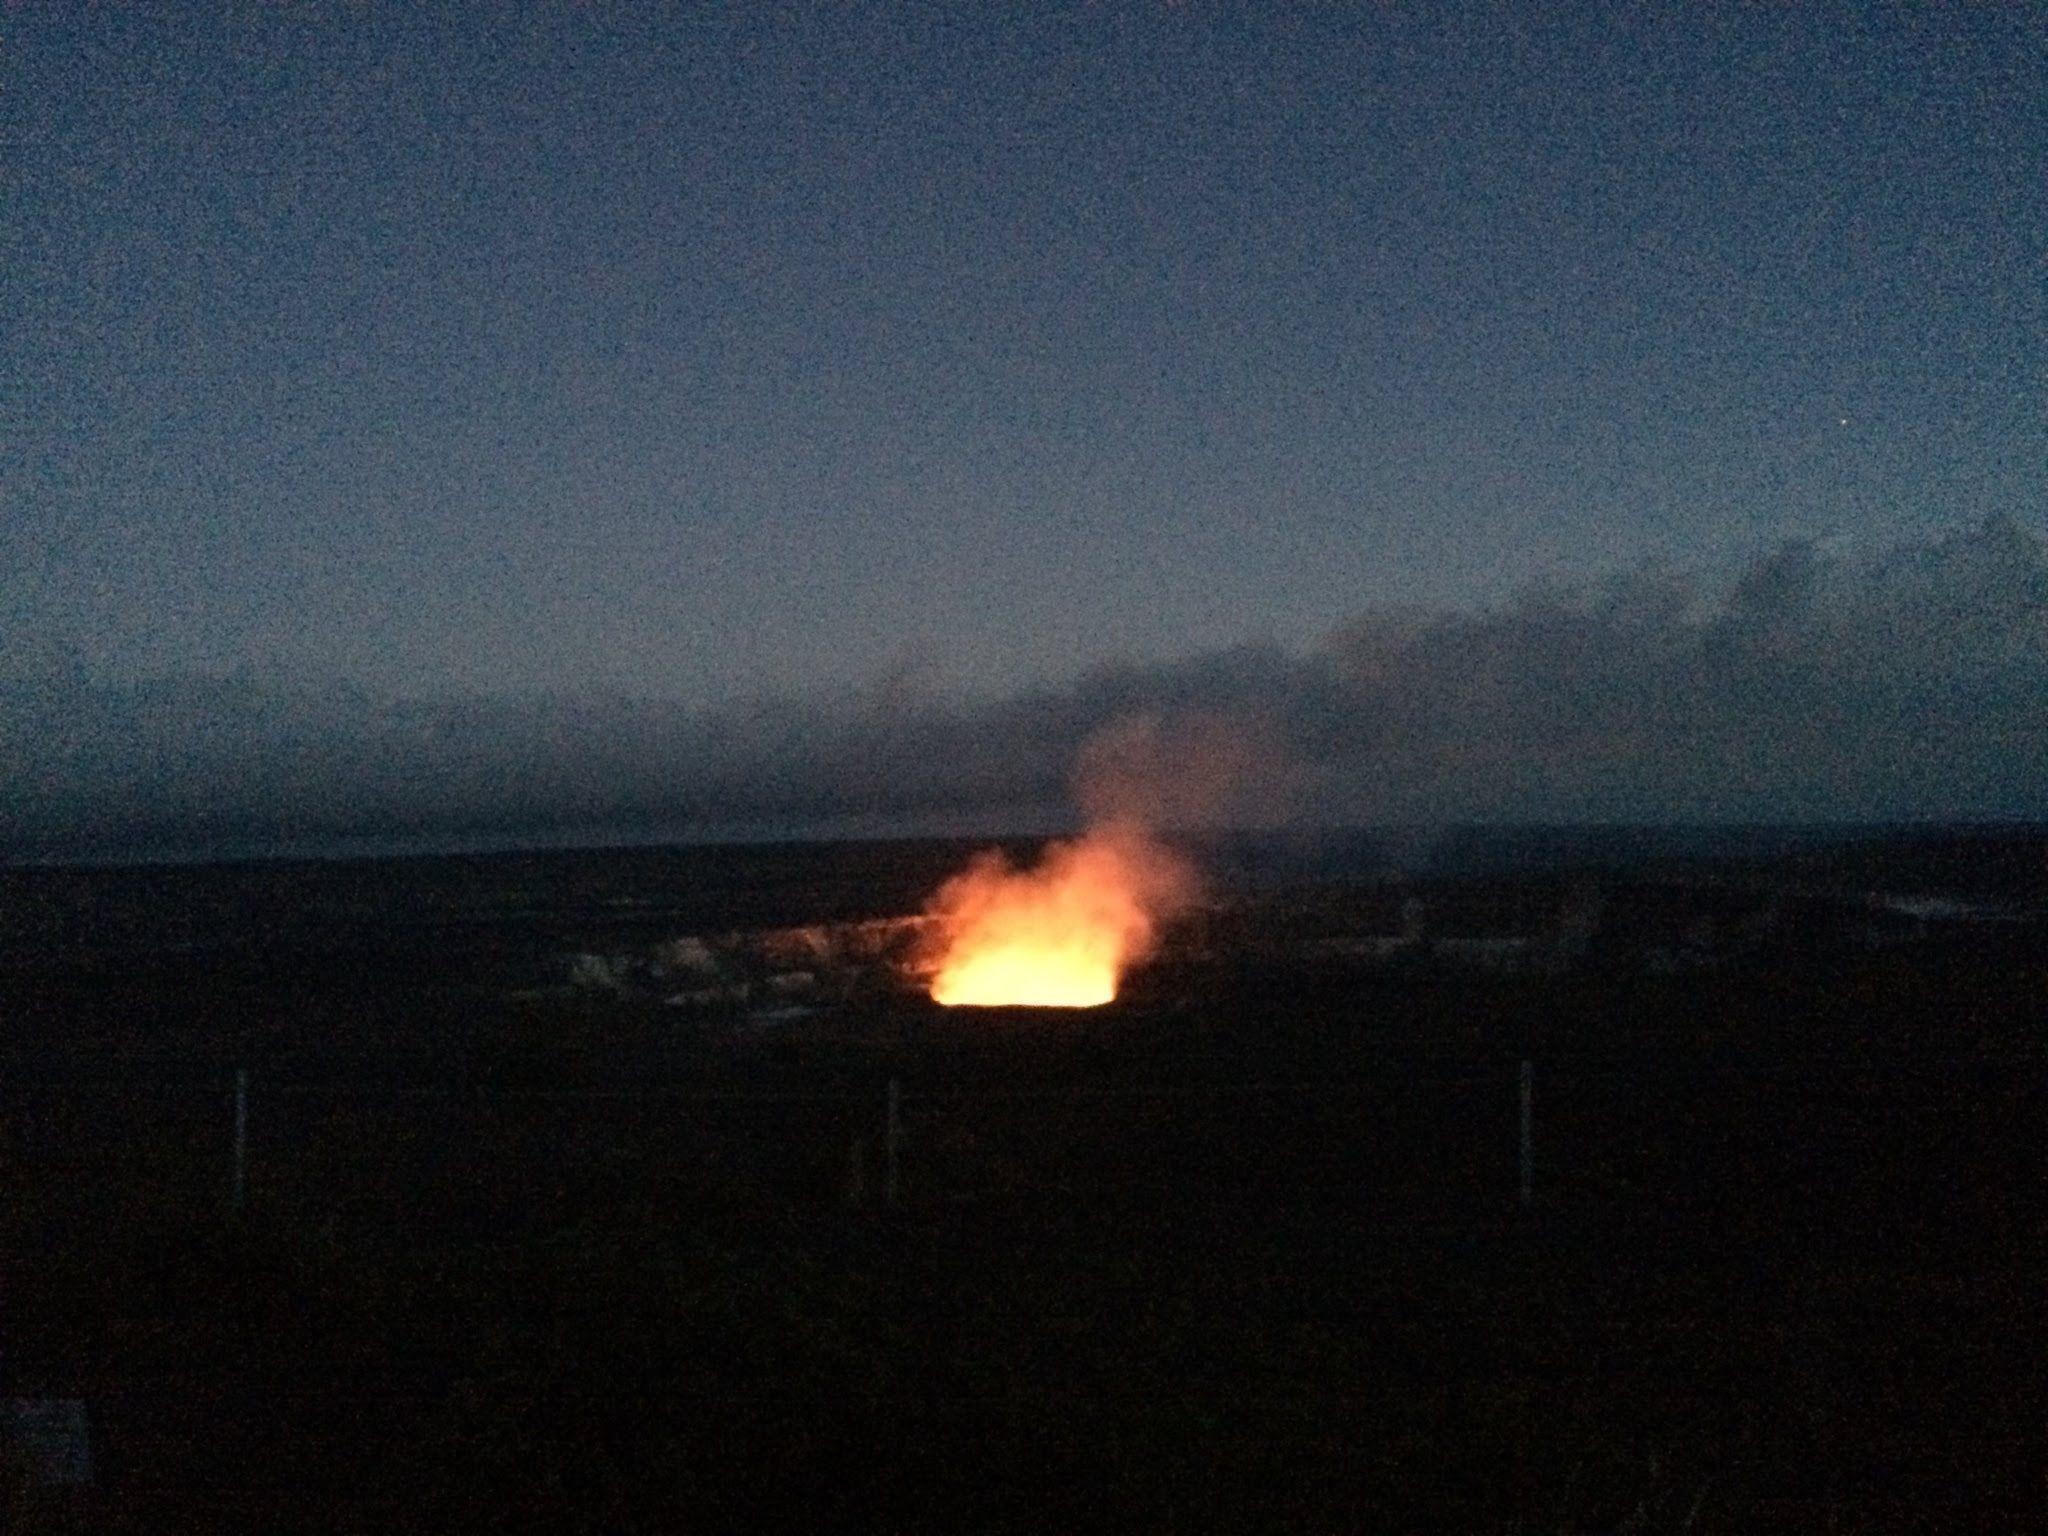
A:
4;519;2044;861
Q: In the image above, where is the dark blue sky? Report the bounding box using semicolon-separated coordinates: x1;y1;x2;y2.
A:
4;4;2046;859
10;2;2040;706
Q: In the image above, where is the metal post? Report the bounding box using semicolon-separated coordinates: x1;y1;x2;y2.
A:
884;1078;902;1210
231;1067;250;1213
1518;1059;1534;1211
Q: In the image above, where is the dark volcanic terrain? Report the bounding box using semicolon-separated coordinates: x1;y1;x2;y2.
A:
1;828;2041;1532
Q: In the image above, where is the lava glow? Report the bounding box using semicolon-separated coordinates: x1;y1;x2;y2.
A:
921;823;1199;1008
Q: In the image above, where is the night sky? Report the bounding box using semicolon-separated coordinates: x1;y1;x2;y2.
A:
5;4;2045;857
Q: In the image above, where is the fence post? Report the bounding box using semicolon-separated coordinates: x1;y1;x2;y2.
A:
231;1067;250;1213
1518;1059;1533;1211
884;1078;902;1210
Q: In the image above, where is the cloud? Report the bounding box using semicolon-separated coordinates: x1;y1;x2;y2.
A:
2;518;2044;861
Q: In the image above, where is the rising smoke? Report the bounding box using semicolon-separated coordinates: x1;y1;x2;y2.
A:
914;711;1266;1005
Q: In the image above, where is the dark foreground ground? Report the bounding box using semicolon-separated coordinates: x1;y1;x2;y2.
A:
0;830;2041;1531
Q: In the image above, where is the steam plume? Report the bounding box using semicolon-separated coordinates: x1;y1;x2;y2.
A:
915;713;1253;1006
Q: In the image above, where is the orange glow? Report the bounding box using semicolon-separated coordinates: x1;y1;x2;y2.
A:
920;822;1198;1008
